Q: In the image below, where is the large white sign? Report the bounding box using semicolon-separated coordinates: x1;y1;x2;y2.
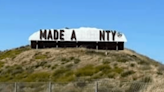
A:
29;27;127;42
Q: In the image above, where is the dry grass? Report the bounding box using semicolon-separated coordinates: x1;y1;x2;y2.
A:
0;46;163;91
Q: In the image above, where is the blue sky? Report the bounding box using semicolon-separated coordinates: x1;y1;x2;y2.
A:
0;0;164;63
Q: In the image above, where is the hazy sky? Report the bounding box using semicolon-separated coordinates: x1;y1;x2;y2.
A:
0;0;164;63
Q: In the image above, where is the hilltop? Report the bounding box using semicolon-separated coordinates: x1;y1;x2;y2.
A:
0;45;164;91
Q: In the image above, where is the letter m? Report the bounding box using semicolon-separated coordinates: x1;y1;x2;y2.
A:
40;29;47;40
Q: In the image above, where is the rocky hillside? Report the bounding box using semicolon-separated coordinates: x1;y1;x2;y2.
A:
0;45;164;92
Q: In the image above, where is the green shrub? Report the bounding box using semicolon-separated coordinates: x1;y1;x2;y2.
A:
112;67;124;74
157;65;164;72
2;65;24;75
5;65;10;68
13;72;29;81
26;67;34;73
113;63;118;67
0;66;29;82
92;73;103;79
35;61;47;68
61;57;80;64
45;64;51;68
157;71;163;75
117;57;129;63
61;57;69;62
52;68;75;82
35;54;47;59
0;47;30;60
66;63;73;68
74;58;80;64
69;56;75;60
11;65;24;75
61;57;71;64
121;70;135;77
138;60;150;65
0;74;13;82
51;64;58;70
86;50;105;56
76;81;87;88
133;77;137;81
95;65;111;73
102;59;110;64
0;61;4;68
53;67;69;78
75;65;98;77
130;63;135;67
55;74;75;83
61;62;65;64
141;65;151;70
54;71;75;83
24;72;51;82
108;73;116;78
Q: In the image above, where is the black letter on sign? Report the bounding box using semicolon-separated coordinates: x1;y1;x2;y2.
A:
71;30;76;41
54;30;58;40
48;30;53;40
111;30;116;41
100;30;105;41
60;30;64;40
40;29;47;40
106;30;110;41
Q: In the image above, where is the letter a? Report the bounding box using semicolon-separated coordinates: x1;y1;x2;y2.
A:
71;30;76;41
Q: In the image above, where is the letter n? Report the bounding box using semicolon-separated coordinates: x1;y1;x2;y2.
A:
100;30;105;41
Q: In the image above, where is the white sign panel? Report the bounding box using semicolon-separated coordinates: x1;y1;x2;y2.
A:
29;27;127;42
